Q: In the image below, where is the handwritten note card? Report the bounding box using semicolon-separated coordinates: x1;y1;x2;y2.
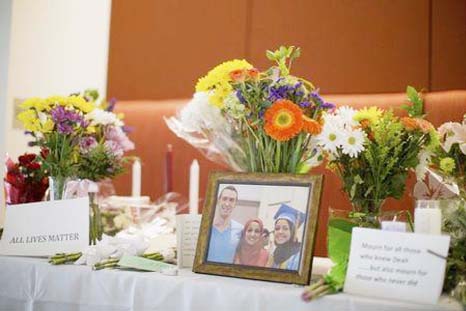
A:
344;228;450;305
0;198;89;256
176;214;202;268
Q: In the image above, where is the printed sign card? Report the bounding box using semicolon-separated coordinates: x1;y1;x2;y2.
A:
176;214;202;268
344;228;450;305
0;197;89;256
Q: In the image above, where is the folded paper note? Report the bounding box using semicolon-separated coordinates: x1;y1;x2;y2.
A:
176;214;201;268
0;197;89;256
118;255;177;274
344;228;450;305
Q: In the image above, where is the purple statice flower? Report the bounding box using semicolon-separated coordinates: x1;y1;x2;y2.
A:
299;101;311;108
236;90;246;104
258;109;265;119
321;102;336;110
310;92;324;106
79;136;98;153
106;98;117;112
122;125;134;133
267;85;290;102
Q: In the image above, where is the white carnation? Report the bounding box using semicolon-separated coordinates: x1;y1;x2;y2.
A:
86;108;123;127
179;92;227;132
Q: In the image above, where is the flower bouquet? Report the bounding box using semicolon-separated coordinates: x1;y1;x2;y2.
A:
4;153;49;204
17;89;134;243
302;87;438;301
166;46;334;173
317;86;437;219
414;116;465;304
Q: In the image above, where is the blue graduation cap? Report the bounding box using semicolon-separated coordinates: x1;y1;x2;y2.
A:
273;204;305;229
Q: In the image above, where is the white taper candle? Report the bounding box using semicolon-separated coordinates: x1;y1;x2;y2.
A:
132;158;142;197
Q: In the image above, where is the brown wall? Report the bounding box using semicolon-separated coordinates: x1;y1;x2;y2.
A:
107;0;466;99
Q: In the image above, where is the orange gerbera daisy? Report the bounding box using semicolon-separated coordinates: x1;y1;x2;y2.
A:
264;100;303;141
302;115;322;135
401;117;418;131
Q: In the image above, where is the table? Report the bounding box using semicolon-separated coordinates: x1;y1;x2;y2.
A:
0;256;462;311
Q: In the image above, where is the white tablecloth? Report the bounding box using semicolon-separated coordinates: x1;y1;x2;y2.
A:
0;256;462;311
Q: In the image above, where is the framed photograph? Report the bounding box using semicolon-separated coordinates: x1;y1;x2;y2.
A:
193;172;323;285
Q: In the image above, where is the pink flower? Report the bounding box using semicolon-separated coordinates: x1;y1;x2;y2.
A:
104;140;124;158
105;126;135;152
79;136;98;153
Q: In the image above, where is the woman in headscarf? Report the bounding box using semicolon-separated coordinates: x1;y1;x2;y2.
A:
267;204;304;271
233;218;269;267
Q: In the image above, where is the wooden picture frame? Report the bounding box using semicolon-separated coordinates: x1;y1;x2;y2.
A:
193;172;323;285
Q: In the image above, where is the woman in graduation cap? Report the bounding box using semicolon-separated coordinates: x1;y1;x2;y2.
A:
234;218;269;267
267;204;305;271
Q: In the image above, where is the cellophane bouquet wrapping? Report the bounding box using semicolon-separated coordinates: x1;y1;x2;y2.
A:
414;115;466;304
4;153;49;204
166;46;335;173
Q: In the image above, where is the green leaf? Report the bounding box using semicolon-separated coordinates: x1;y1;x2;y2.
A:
279;46;287;58
403;85;424;117
291;47;301;60
406;85;418;101
266;50;276;61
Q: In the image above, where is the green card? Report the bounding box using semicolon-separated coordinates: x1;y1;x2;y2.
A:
118;255;176;272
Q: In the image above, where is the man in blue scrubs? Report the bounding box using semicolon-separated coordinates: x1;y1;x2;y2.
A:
207;186;243;264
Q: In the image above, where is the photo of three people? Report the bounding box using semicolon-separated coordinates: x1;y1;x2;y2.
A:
206;183;310;271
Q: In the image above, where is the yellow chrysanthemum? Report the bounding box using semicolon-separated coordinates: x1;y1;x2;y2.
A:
86;126;96;134
195;59;253;107
66;95;95;113
45;95;67;107
20;97;50;112
196;59;253;92
354;107;383;125
208;82;233;108
41;119;55;133
17;110;41;132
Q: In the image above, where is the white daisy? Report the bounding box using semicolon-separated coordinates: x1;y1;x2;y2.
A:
318;123;343;154
86;108;123;127
341;129;366;157
336;106;358;128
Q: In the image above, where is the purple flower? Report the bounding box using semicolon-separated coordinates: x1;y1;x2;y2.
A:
310;92;324;105
79;136;98;153
299;101;311;108
236;90;246;104
122;125;134;133
57;123;73;135
106;98;117;112
50;106;87;134
321;102;336;110
258;109;265;119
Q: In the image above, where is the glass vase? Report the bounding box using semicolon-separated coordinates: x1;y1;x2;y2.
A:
48;176;69;200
